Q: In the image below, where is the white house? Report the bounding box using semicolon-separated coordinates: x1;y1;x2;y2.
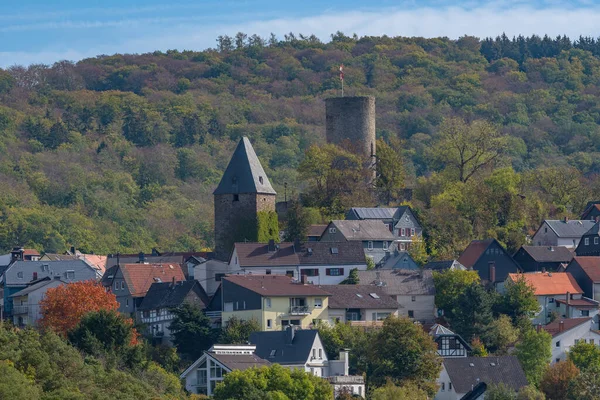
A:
532;219;596;249
179;345;270;396
542;318;600;363
10;277;66;327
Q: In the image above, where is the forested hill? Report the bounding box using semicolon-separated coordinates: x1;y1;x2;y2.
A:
1;32;600;255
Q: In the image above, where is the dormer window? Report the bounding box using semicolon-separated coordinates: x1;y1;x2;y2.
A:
586;238;590;246
259;176;264;184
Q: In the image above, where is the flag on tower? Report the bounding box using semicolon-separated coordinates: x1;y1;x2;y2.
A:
339;64;344;81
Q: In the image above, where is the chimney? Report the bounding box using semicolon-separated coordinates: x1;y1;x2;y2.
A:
339;349;350;376
559;320;565;333
488;262;496;284
11;247;24;262
566;291;571;317
268;239;276;252
285;325;296;344
564;216;569;223
171;276;176;287
70;246;76;255
301;274;308;284
138;252;145;263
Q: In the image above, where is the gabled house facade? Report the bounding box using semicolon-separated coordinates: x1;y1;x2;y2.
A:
320;220;396;264
379;250;419;270
10;277;66;327
137;280;209;345
532;219;596;249
229;241;367;285
542;318;600;363
428;324;471;359
356;269;436;322
345;206;422;248
513;245;573;272
320;284;399;324
180;345;270;396
575;221;600;256
565;256;600;301
581;201;600;221
219;274;330;330
101;263;186;315
458;239;521;289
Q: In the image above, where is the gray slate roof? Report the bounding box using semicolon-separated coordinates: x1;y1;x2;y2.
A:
4;260;97;286
320;284;399;309
423;260;464;271
584;221;600;236
544;220;596;238
209;352;270;371
328;220;396;241
137;280;209;311
10;278;65;297
213;137;276;195
250;329;318;365
443;356;528;394
356;269;435;295
348;207;405;220
519;246;573;263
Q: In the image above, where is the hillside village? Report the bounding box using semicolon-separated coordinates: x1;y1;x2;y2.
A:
1;94;600;399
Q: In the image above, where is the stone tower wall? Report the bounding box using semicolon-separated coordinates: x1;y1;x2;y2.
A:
214;193;276;260
325;96;376;158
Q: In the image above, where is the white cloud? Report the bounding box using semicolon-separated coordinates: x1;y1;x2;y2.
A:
5;3;600;67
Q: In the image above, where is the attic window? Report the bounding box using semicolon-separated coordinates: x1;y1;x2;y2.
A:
269;350;277;357
259;176;264;184
154;278;162;283
331;247;338;254
369;293;380;299
490;362;496;366
356;294;363;298
469;363;475;367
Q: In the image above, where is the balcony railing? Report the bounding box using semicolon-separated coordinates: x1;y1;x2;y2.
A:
289;306;311;315
153;331;165;337
205;311;222;318
12;306;28;315
140;314;172;324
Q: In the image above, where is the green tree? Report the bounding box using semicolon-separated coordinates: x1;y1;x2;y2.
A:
451;283;494;343
486;383;517;400
432;269;480;318
0;360;41;399
517;386;546;400
212;364;333;400
540;360;579;400
431;117;509;183
169;303;216;360
498;275;539;323
376;138;405;205
340;268;359;284
220;316;261;344
407;235;428;266
284;199;311;242
515;329;552;387
484;314;519;354
370;381;428;400
567;341;600;371
367;316;441;395
568;365;600;400
316;322;372;375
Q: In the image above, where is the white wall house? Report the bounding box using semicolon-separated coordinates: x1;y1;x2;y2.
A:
543;318;600;363
532;220;596;249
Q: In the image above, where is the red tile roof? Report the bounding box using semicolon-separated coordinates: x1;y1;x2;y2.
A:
23;249;40;256
307;225;327;237
542;318;592;337
223;274;331;297
569;257;600;282
120;263;186;297
458;239;493;268
507;272;583;296
555;298;599;308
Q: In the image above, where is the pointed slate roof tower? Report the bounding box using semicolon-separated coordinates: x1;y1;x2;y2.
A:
213;137;277;261
213;137;276;195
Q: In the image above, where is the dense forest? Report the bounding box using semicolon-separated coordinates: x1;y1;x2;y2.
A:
1;32;600;256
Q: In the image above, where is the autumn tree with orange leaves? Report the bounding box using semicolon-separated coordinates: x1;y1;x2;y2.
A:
39;280;119;336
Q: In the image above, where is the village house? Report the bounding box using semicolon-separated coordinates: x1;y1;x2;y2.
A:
3;259;99;316
458;239;521;289
179;345;270;396
214;274;330;330
319;284;399;325
185;256;233;296
581;201;600;221
10;277;66;327
422;260;466;271
565;256;600;301
435;356;528;400
428;324;471;359
40;248;108;275
542;318;600;363
532;218;595;249
101;263;186;315
307;225;327;242
320;220;396;265
379;250;419;270
512;245;573;272
356;269;436;322
228;240;367;285
506;272;597;326
575;221;600;256
345;206;422;249
137;280;209;345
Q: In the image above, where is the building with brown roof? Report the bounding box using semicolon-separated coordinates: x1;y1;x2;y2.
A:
565;256;600;301
216;274;330;331
542;318;600;363
307;225;327;242
102;263;186;314
458;239;521;289
319;284;399;324
507;272;591;325
229;240;367;285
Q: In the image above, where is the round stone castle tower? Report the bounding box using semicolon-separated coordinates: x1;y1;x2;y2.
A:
325;96;376;159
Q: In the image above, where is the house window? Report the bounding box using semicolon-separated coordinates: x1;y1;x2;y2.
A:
314;298;323;308
449;383;452;391
367;241;373;251
210;363;223;378
312;349;316;359
196;368;207;387
556;341;561;347
120;281;125;290
545;227;548;233
66;270;75;280
586;238;590;245
126;299;129;307
319;349;322;358
441;382;445;391
17;271;23;279
301;269;319;277
411;228;415;236
114;282;118;291
411;296;416;302
233;194;239;202
581;310;590;317
408;310;414;318
383;241;388;250
267;319;272;329
266;269;271;275
326;268;344;276
372;312;390;321
215;273;225;281
595;237;599;245
265;298;272;308
400;228;405;236
549;298;555;303
400;243;406;251
329;227;337;234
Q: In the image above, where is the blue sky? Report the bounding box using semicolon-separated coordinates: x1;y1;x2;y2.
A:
2;0;600;67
